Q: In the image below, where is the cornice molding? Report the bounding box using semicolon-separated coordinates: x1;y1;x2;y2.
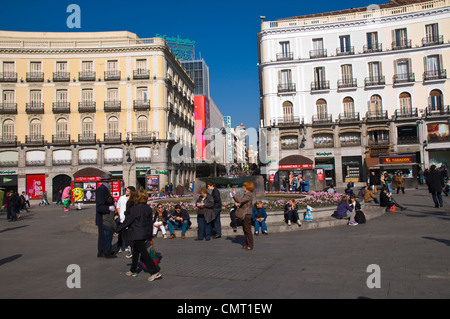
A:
260;7;450;37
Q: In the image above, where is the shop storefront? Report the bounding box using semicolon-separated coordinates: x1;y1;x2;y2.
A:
378;154;419;189
0;169;18;193
315;152;335;187
342;156;363;183
274;155;314;191
26;174;46;200
72;167;123;203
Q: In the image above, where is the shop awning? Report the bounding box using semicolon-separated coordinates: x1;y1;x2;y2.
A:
73;167;111;178
279;155;314;170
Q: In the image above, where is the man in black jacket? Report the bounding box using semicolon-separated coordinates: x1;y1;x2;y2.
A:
207;181;222;238
95;174;115;257
426;165;445;208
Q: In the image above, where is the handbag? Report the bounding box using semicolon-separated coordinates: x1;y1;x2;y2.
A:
235;207;245;220
149;239;159;266
355;211;366;224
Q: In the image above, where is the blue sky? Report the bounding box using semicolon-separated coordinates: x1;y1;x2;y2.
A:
0;0;386;131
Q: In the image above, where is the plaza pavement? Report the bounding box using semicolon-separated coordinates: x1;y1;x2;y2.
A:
1;185;449;301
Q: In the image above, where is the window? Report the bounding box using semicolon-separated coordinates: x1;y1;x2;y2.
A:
137;115;148;133
278;70;294;92
30;90;42;106
56;89;68;102
316;99;327;120
311;38;326;58
429;89;443;111
399;92;412;114
82;61;93;73
107;88;119;101
282;101;293;123
369;95;382;115
340;64;354;87
82;117;94;137
393;28;410;49
424;55;445;79
107;60;118;72
314;134;333;147
30;119;41;137
56;61;67;72
2;90;15;104
2;119;14;139
278;41;292;60
136;59;147;72
394;59;413;82
368;62;382;80
137;87;148;102
366;32;380;52
30;61;42;73
82;89;93;102
338;35;352;55
107;116;119;135
343;97;355;118
56;118;68;137
424;23;440;44
313;67;327;90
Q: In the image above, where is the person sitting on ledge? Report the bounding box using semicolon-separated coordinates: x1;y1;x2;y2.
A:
284;199;301;227
332;196;358;226
167;204;190;239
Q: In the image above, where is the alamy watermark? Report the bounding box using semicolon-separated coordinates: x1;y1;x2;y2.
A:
66;4;81;29
66;264;81;288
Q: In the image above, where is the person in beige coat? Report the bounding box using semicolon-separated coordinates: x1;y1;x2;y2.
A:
232;182;254;250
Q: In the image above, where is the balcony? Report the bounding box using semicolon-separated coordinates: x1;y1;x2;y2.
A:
270;116;304;127
368;138;390;146
0;102;17;114
312;114;332;124
392;39;412;50
336;46;354;56
104;70;121;81
309;49;327;59
0;72;17;82
104;100;121;112
423;69;447;81
340;139;361;147
277;83;296;93
366;110;388;121
52;134;71;145
104;133;122;143
394;108;418;119
78;71;96;81
26;102;44;114
133;99;150;111
422;35;444;47
364;76;385;88
133;69;150;80
393;73;415;84
26;72;44;82
338;112;360;123
78;101;96;113
314;141;334;149
52;102;70;114
276;52;294;61
78;134;96;145
311;80;330;91
25;135;44;146
425;105;450;117
0;135;17;147
53;71;70;82
131;131;159;142
337;78;357;89
363;43;382;53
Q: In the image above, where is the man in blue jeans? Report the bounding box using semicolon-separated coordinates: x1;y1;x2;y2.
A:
167;204;190;238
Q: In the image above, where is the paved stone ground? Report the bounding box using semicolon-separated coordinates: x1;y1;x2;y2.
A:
1;185;449;300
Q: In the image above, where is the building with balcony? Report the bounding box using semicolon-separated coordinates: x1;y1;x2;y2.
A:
258;0;450;188
0;31;195;198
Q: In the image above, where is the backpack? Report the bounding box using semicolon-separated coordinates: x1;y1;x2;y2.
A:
355;211;366;224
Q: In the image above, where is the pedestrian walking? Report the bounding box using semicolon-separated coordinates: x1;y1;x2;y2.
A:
116;190;162;281
232;182;254;250
426;165;445;208
95;174;115;258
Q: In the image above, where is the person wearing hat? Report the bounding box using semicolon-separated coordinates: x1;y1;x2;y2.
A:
95;173;116;258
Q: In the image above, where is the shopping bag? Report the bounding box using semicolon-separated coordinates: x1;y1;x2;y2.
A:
304;205;313;221
149;240;159;266
389;204;396;212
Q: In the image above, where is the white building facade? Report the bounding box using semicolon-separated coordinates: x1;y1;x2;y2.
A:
258;0;450;188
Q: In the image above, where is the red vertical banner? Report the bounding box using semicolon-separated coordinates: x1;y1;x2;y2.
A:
26;174;45;199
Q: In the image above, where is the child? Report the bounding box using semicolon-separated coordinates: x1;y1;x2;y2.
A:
252;201;268;235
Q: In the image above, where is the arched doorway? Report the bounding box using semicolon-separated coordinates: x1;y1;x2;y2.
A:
52;174;72;202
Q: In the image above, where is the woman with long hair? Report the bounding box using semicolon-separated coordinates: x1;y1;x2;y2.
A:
232;181;255;250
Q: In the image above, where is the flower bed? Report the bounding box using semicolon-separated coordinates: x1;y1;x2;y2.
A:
148;191;344;213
